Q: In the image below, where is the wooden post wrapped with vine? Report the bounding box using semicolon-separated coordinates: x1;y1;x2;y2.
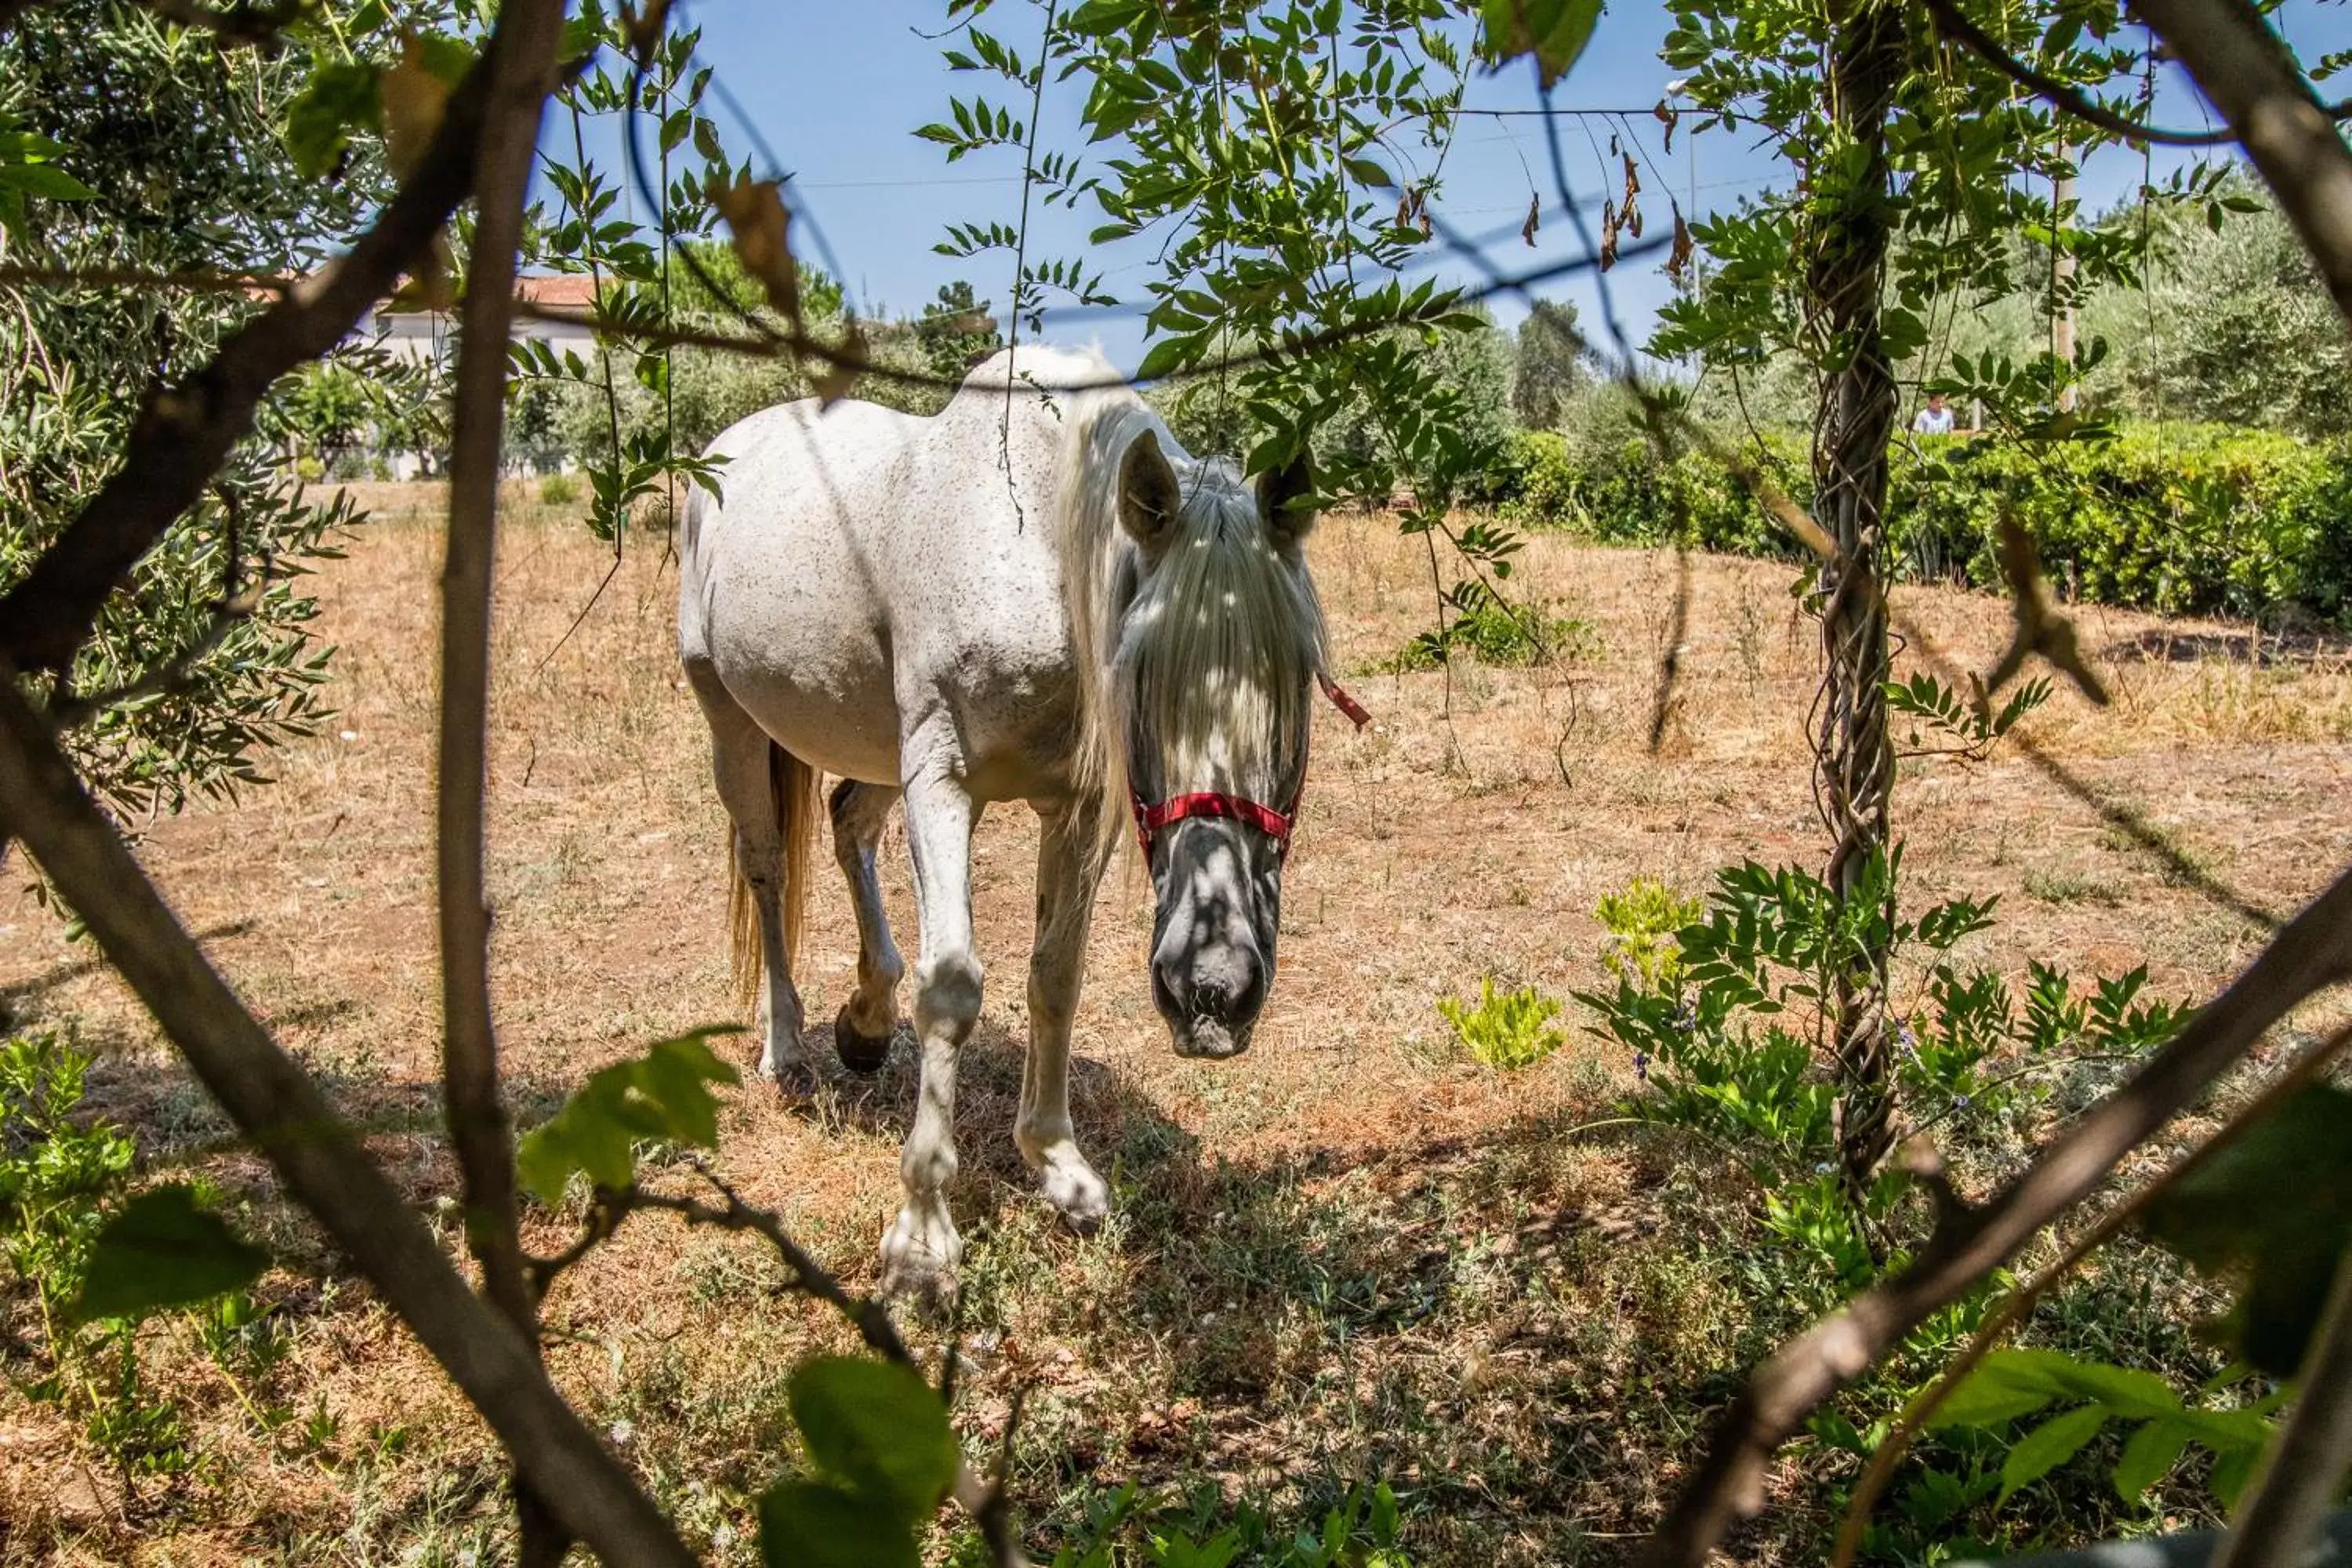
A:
1803;0;1904;1218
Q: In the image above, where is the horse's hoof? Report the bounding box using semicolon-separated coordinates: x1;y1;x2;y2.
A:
833;1007;893;1074
878;1225;960;1312
757;1054;819;1099
1039;1157;1111;1236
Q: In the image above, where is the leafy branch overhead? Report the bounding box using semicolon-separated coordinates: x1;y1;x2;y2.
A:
919;0;1590;662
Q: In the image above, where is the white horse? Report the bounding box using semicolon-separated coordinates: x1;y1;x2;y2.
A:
676;345;1348;1298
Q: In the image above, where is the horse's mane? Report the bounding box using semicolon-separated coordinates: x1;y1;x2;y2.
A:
1039;356;1327;862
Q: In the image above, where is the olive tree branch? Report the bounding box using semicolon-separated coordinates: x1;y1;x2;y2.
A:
1640;860;2352;1568
45;579;264;730
0;668;697;1567
436;2;571;1563
0;27;587;676
2132;0;2352;326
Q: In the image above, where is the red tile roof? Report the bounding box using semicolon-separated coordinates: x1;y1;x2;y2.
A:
516;274;597;308
375;274;600;314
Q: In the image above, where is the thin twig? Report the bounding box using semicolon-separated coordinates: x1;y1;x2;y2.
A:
1922;0;2281;147
531;1163;1033;1568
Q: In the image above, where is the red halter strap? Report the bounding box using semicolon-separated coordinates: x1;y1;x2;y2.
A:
1128;676;1370;862
1130;788;1298;858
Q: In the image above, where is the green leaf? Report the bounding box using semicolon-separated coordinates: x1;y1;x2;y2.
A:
2143;1085;2352;1375
2034;1354;2182;1422
788;1357;959;1517
2113;1418;2191;1501
74;1184;270;1323
285;62;383;179
1935;1348;2181;1431
757;1479;920;1568
1065;0;1149;37
1478;0;1602;88
1932;1351;2065;1428
1341;155;1395;189
1134;335;1190;382
514;1027;742;1203
1998;1404;2107;1504
0;164;97;200
2212;1441;2263;1507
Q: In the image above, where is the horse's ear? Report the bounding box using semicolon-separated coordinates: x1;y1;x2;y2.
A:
1255;452;1316;546
1118;428;1181;553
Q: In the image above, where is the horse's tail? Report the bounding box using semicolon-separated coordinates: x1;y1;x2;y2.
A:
728;739;819;1012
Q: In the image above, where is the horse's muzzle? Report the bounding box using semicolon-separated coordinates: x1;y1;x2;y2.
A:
1169;1017;1254;1060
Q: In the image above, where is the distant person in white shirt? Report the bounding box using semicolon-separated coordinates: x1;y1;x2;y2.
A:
1912;391;1957;435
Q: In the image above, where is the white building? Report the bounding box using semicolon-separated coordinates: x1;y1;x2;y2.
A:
359;273;601;363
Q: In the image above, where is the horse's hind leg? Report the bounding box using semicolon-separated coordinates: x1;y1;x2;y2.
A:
827;779;903;1073
1018;801;1111;1231
684;662;809;1086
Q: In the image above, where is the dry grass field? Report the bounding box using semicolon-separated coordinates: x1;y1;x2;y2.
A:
3;480;2348;1566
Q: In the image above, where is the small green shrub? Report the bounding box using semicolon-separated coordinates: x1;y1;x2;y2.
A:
1438;978;1566;1069
1574;862;2235;1554
1035;1478;1412;1568
1581;854;2187;1185
1595;877;1701;990
2;1031;136;1329
538;470;581;507
1491;428;1576;522
0;1031;204;1477
1377;600;1592;673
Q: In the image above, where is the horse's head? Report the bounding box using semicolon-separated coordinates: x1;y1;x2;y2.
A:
1110;427;1323;1060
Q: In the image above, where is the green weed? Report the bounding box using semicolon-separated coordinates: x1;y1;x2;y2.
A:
1437;978;1566;1069
1595;877;1701;990
1375;601;1592;673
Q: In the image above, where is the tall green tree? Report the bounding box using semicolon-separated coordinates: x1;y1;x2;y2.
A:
913;278;1004;382
2087;181;2351;437
1510;299;1592;429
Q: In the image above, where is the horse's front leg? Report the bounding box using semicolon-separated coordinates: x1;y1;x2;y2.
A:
879;756;983;1305
1019;801;1111;1231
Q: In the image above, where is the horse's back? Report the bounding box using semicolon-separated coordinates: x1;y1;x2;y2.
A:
678;353;1107;794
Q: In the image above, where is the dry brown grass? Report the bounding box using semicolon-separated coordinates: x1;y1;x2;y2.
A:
3;480;2347;1565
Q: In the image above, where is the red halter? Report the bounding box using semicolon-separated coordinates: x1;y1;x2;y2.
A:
1129;674;1371;862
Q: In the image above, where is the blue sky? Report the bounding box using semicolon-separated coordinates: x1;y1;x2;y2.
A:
597;2;2352;372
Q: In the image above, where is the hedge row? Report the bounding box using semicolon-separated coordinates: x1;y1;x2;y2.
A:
1492;423;2352;622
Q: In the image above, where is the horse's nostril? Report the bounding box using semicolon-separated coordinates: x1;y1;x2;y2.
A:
1191;961;1265;1026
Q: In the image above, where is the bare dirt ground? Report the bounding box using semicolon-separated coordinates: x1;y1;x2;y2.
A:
3;481;2347;1565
